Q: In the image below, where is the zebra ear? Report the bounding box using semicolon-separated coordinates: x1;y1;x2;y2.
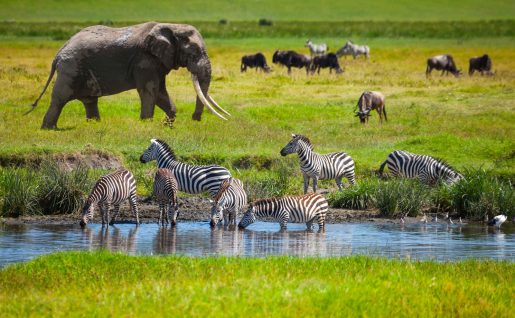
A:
208;199;214;203
291;133;296;138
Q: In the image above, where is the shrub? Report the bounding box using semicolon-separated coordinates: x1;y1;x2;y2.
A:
258;18;273;26
37;161;91;215
0;168;39;217
375;179;426;217
328;180;378;210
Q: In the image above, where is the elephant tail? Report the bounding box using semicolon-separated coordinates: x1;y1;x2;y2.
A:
25;58;57;115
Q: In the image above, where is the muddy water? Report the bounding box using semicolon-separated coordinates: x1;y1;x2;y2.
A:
1;222;514;266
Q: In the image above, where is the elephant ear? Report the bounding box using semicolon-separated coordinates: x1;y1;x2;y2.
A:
144;25;178;70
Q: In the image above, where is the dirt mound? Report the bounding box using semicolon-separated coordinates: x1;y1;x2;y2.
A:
53;152;123;171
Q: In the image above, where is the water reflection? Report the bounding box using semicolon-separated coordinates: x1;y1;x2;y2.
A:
0;222;514;266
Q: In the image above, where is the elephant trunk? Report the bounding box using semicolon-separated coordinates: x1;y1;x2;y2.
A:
190;56;230;121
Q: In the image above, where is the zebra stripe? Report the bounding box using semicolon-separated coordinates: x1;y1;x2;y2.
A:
280;134;356;193
210;177;248;227
80;169;139;227
238;193;328;231
379;150;462;185
153;168;179;226
140;139;232;197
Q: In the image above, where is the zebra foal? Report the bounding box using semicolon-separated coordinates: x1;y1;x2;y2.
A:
140;139;232;199
210;177;247;227
379;150;462;185
80;169;139;227
153;168;179;226
280;134;356;193
238;193;328;231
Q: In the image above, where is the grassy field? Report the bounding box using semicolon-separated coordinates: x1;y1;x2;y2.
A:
0;251;513;317
2;0;514;22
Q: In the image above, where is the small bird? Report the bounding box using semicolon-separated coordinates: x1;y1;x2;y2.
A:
432;214;438;223
400;217;405;224
458;217;463;224
420;214;428;223
448;217;454;224
444;212;449;219
488;215;507;228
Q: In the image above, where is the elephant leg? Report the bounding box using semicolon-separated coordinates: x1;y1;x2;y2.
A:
156;85;176;120
136;79;159;120
81;97;100;121
41;76;73;129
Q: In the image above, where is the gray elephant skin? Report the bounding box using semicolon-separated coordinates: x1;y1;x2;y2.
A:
31;22;230;129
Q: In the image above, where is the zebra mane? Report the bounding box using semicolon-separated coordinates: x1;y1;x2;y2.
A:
293;134;314;150
153;139;176;160
432;156;458;174
213;177;232;203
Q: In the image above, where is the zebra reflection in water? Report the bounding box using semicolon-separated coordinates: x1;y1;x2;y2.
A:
82;226;138;254
241;229;328;257
153;226;177;254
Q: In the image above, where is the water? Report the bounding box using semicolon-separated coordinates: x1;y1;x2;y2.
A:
1;221;514;266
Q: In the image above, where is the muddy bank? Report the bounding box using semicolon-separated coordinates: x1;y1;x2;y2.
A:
1;197;470;226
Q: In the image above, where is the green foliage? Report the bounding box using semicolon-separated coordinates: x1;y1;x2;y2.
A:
241;161;299;201
375;179;427;217
0;168;39;217
328;180;378;209
0;251;513;317
37;161;92;215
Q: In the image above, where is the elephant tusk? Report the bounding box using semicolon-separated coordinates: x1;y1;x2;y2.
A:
206;94;231;117
192;74;227;121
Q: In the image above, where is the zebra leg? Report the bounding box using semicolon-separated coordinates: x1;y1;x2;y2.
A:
109;204;121;226
317;216;326;232
345;171;356;186
303;175;310;194
170;204;179;226
105;203;111;227
306;220;313;231
158;202;164;226
335;177;343;191
312;177;318;193
99;203;106;226
129;194;140;225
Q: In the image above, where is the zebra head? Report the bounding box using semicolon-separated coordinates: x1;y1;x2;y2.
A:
305;39;312;47
280;134;313;156
140;139;176;164
209;200;225;227
80;201;94;228
238;205;256;229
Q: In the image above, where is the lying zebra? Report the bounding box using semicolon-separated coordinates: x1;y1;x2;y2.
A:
80;168;139;227
210;177;247;227
238;193;328;231
280;134;356;193
153;168;179;226
379;150;462;185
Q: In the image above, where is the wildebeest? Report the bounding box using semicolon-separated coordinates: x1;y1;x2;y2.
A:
426;54;461;77
272;50;311;75
336;41;369;59
241;52;271;73
469;54;493;76
355;91;387;124
310;53;343;74
305;39;328;57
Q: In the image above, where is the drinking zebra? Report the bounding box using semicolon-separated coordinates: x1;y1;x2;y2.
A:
378;150;462;185
336;41;370;59
153;168;179;226
140;139;231;198
305;39;327;57
238;193;328;231
80;169;139;227
280;134;356;193
210;177;247;227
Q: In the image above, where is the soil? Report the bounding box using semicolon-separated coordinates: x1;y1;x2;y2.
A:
1;196;461;226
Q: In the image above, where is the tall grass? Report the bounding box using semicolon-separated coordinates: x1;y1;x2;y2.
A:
328;180;378;209
0;168;39;217
374;179;427;217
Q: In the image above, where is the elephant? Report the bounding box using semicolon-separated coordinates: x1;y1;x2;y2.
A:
29;22;230;129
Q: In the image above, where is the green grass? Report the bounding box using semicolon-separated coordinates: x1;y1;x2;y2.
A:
0;251;513;317
1;0;515;22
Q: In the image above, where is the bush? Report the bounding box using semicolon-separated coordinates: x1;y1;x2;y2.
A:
328;180;378;210
258;19;273;26
37;161;91;215
0;168;39;217
375;179;426;217
242;162;299;201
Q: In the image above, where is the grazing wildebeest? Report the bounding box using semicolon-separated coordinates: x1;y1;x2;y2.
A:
241;52;271;73
469;54;493;76
272;50;311;75
310;53;343;74
305;39;328;57
355;91;387;124
336;41;369;59
426;54;461;77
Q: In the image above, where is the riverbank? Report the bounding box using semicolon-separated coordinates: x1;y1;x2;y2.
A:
0;251;513;317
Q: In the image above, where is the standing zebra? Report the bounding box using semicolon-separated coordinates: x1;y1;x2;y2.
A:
140;139;232;198
280;134;356;193
210;177;247;227
153;168;179;226
378;150;462;185
238;193;328;231
80;169;139;227
305;39;328;57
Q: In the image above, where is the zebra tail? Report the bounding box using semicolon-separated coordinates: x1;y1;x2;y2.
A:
378;160;388;178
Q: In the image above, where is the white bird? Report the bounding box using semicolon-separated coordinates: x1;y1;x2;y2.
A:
458;217;463;224
400;217;405;224
420;214;428;223
432;214;438;223
448;217;454;224
488;215;507;228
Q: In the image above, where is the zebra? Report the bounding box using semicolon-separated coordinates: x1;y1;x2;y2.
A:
305;39;327;57
80;169;139;227
378;150;462;185
140;139;232;198
336;41;370;59
280;134;356;193
238;193;328;231
153;168;179;226
210;177;247;227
